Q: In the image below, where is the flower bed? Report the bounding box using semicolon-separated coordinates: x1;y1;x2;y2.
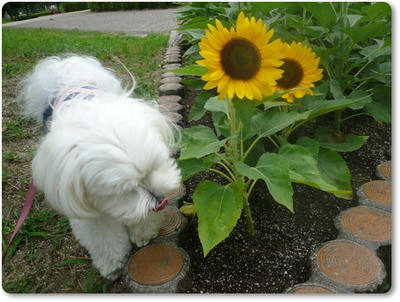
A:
170;3;391;293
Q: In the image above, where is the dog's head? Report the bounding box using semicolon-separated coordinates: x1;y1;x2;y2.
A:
33;95;181;223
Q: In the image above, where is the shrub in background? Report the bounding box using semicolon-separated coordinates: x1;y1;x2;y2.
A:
87;2;177;12
62;2;89;13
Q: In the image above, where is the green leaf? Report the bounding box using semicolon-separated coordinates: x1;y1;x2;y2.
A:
279;144;352;198
178;154;219;181
172;64;208;76
179;29;206;41
347;14;363;27
189;91;215;122
251;108;311;138
329;79;344;99
304;2;336;27
263;101;290;110
181;79;205;90
235;153;294;212
347;90;373;110
360;41;391;63
364;85;391;123
194;180;243;256
296;137;320;158
361;2;391;21
304;96;370;119
180;126;229;160
304;26;329;38
315;126;369;152
233;98;261;132
341;22;388;44
318;148;352;199
204;96;228;114
212;111;231;138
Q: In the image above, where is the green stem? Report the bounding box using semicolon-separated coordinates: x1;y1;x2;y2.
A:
243;134;280;162
246;179;258;199
214;152;234;170
228;98;239;162
209;168;234;183
243;135;261;161
335;110;343;132
342;112;371;121
243;194;255;237
216;161;236;181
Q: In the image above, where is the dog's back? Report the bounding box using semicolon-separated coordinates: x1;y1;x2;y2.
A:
17;55;126;123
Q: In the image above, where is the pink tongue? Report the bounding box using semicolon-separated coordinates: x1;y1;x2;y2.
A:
155;199;168;212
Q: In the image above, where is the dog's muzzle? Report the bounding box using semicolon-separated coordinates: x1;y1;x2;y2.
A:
154;199;168;212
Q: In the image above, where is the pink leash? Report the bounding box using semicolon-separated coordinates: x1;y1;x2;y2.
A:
2;181;36;263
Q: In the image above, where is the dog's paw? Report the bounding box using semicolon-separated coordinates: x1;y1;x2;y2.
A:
132;237;151;248
129;228;159;247
99;264;123;281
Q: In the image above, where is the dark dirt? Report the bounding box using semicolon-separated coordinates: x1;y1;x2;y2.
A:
177;86;391;293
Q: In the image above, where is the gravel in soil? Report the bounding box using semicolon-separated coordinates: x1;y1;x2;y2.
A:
178;86;391;293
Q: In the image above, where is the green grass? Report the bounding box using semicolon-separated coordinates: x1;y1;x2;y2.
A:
2;27;169;97
2;27;169;293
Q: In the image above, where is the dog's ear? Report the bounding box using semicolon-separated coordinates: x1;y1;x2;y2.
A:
32;132;100;218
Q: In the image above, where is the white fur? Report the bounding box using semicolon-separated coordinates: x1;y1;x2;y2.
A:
18;55;181;280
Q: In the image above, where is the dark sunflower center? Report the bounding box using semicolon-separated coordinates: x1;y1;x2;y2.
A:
220;38;261;80
276;59;304;89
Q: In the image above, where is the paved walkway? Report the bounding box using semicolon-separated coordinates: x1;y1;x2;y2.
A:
3;8;180;36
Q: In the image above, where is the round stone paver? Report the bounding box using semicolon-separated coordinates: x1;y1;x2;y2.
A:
157;95;182;104
163;63;182;71
161;72;177;78
158;83;183;96
160;76;182;84
159;207;182;236
166;184;186;204
337;206;391;248
377;161;391;180
359;180;392;212
312;240;385;292
159;101;183;114
286;283;336;293
129;244;183;285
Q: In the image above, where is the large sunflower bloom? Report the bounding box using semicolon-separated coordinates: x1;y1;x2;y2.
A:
196;12;284;101
275;41;323;103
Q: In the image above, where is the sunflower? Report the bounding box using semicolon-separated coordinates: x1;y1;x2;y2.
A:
196;12;284;101
275;41;323;103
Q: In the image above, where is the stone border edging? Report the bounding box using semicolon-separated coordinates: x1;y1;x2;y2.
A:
287;161;391;293
122;30;190;293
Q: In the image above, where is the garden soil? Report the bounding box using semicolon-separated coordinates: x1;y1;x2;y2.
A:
177;86;391;293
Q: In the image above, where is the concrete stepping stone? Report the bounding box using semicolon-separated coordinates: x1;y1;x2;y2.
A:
157;95;182;105
357;180;392;213
310;240;385;293
285;282;337;293
158;83;184;96
159;101;183;114
163;111;183;125
163;55;181;64
168;31;182;48
123;243;191;293
166;184;186;205
163;63;182;71
161;71;178;78
153;206;188;244
335;206;391;250
160;76;182;84
376;161;391;180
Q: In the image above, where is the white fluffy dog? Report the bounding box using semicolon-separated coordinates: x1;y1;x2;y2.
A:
17;55;181;280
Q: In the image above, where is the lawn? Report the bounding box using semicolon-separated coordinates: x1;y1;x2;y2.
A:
2;27;168;293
